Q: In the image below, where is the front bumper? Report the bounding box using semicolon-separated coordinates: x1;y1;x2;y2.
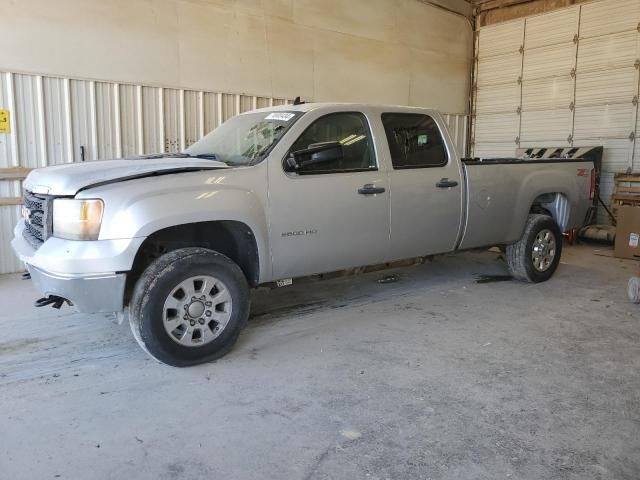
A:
28;264;126;313
12;221;145;314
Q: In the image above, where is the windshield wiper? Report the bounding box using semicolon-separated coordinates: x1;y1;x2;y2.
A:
184;153;218;160
139;152;220;161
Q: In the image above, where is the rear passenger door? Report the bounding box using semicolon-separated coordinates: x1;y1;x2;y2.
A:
381;112;463;260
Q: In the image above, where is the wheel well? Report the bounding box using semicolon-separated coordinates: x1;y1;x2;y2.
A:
529;192;570;231
125;221;260;304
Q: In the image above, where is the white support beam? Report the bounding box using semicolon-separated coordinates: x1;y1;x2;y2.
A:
136;85;144;154
5;73;19;168
35;75;48;167
158;88;165;152
62;78;74;163
89;80;98;161
113;83;122;158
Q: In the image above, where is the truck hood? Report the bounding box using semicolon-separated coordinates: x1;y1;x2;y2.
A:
23;157;230;196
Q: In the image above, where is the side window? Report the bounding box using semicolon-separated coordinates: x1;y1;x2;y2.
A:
381;113;448;169
287;112;376;174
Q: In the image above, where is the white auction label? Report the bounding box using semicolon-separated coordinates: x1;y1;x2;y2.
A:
265;112;295;122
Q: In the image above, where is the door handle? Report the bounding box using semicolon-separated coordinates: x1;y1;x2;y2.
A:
358;184;385;195
436;178;459;188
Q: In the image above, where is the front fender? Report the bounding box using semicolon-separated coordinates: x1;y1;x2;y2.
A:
79;170;270;281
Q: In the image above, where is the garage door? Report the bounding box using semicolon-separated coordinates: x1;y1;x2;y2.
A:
473;0;640;223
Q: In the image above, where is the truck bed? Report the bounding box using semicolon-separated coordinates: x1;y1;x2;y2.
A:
458;158;594;250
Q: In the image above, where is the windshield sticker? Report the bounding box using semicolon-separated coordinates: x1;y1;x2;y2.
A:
265;112;296;122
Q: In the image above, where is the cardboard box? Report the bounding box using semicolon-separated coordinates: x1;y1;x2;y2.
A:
614;206;640;259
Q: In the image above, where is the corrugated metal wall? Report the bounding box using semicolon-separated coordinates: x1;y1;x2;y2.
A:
472;0;640;224
0;70;469;275
0;71;293;274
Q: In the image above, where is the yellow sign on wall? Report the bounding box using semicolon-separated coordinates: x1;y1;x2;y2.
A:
0;109;10;134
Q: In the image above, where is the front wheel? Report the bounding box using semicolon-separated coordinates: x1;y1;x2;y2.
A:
506;214;562;283
129;247;250;367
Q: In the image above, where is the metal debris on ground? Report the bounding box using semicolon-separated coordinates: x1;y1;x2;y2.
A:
377;274;399;284
475;274;513;284
628;277;640;304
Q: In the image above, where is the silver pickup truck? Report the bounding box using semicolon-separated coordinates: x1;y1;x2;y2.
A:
12;103;595;366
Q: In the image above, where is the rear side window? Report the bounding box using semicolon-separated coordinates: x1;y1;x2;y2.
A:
381;113;448;169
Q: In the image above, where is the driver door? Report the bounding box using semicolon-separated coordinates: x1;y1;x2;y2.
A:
268;111;390;280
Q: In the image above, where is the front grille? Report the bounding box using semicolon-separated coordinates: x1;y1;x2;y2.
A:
22;190;53;249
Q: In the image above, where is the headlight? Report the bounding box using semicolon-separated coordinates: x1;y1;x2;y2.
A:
52;199;104;240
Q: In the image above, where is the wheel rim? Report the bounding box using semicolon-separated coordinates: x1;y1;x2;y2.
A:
162;275;232;347
531;228;557;272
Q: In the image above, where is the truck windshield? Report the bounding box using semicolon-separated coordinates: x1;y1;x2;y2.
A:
185;111;303;166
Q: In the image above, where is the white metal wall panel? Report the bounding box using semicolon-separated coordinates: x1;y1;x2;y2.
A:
163;89;180;153
95;82;118;160
524;7;580;49
472;142;516;158
220;94;237;121
633;112;640;169
184;90;201;149
522;42;577;81
575;67;639;106
443;114;469;157
69;79;97;163
43;77;71;165
577;32;640;73
473;19;525;157
477;19;524;57
475;83;520;114
119;84;141;158
239;95;253;113
0;74;22;274
579;0;640;39
573;103;636;139
0;73;15;168
203;92;219;135
520;109;573;143
14;74;46;169
476;53;523;87
592;138;634;173
256;97;271;109
142;86;162;154
474;113;519;144
521;77;573;111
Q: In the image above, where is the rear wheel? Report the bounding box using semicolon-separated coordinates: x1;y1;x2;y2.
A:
129;247;250;367
506;214;562;283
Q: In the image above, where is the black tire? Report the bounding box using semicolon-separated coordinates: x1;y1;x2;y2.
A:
129;247;250;367
505;214;562;283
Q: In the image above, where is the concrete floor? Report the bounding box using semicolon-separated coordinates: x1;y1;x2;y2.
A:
0;245;639;480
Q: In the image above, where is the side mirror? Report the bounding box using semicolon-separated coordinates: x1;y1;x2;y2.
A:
285;141;344;172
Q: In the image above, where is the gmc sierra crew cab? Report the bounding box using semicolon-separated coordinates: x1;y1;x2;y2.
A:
12;103;595;366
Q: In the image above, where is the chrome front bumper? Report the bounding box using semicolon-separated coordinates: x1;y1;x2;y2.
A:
27;264;126;313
